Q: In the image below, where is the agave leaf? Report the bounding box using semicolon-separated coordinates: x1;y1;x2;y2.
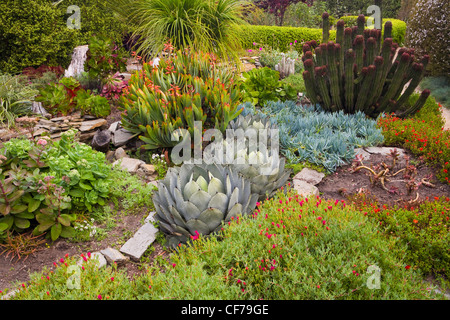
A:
189;190;211;213
158;220;175;234
158;203;175;225
225;203;242;221
208;192;228;213
169;206;188;229
227;187;240;212
180;200;202;221
198;208;223;231
185;219;210;235
196;175;208;192
207;177;224;195
183;180;200;200
172;225;191;238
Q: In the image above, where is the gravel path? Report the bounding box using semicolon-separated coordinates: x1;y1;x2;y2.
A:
441;107;450;131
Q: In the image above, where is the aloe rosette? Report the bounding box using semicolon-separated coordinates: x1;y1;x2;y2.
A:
153;163;258;248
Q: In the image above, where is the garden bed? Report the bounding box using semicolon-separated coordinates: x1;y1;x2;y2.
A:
318;149;450;207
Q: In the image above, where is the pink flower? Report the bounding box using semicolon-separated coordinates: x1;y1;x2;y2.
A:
190;230;200;240
259;47;262;51
98;295;102;300
37;139;47;146
172;263;176;268
248;49;252;53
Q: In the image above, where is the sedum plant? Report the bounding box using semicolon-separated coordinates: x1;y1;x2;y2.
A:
302;13;431;118
153;163;258;248
120;48;242;150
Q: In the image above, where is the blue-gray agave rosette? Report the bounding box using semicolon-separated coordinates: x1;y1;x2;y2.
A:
153;163;258;248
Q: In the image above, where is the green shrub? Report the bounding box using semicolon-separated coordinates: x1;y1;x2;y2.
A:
405;0;450;76
281;73;306;95
84;35;127;83
0;0;129;74
351;195;450;283
75;90;111;118
236;25;330;52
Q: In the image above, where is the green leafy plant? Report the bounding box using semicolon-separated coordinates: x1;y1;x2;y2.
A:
120;48;242;150
301;14;429;118
240;67;297;106
281;73;306;94
84;35;127;83
75;90;111;118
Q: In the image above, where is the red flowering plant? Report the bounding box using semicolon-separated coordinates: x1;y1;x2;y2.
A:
349;192;450;285
377;94;450;184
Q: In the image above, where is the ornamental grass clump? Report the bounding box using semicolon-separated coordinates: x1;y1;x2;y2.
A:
302;13;431;118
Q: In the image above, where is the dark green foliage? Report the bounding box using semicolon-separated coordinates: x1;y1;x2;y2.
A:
0;0;129;74
324;0;402;19
405;0;449;76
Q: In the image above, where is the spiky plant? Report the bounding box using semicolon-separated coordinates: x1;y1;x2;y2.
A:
153;163;258;248
302;13;431;118
106;0;248;62
120;48;242;150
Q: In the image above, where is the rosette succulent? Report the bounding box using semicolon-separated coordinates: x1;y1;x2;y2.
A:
204;113;291;201
153;163;258;248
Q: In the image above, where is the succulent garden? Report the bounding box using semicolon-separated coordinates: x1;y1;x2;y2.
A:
0;0;449;303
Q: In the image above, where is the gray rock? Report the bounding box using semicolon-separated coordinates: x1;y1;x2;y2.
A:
113;157;145;173
147;180;158;189
120;223;159;261
78;252;107;269
293;168;325;186
79;119;107;132
354;147;406;161
293;180;319;198
106;150;115;163
114;147;127;160
112;128;135;147
100;247;128;266
144;211;157;224
108;121;120;133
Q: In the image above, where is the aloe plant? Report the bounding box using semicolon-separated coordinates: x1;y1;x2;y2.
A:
153;163;258;248
302;13;430;118
120;49;242;150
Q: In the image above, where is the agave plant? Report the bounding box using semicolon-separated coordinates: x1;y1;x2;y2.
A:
204;113;291;201
153;163;258;248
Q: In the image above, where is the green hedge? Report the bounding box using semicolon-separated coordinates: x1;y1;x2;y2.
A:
0;0;128;74
339;16;406;45
236;17;406;52
236;25;335;52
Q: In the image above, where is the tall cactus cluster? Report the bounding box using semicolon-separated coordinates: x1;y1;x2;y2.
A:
302;13;431;118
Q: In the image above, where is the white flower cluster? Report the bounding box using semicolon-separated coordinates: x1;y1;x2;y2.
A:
74;219;96;236
151;153;166;164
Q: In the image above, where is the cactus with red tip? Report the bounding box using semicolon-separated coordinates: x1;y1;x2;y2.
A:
301;13;431;118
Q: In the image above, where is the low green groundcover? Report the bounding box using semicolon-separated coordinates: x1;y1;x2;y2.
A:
5;190;444;300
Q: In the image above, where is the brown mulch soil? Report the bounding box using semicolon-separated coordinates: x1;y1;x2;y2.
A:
317;149;450;208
